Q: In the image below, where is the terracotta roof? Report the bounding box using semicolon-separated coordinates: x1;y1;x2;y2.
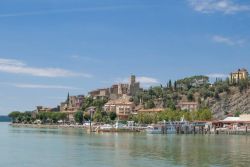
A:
105;98;134;105
138;108;164;113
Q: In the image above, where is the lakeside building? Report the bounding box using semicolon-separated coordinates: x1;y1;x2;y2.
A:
176;102;198;111
212;114;250;129
230;68;249;83
60;94;85;121
88;75;141;99
104;95;135;120
36;106;60;113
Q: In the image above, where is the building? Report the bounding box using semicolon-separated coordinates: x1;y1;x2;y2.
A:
60;94;84;111
104;96;135;120
230;68;249;83
128;75;140;96
60;93;85;121
88;88;110;99
192;78;209;87
36;106;60;113
88;75;141;99
118;83;129;95
177;102;198;111
212;114;250;129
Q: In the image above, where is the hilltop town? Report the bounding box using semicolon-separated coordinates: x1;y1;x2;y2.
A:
9;68;250;124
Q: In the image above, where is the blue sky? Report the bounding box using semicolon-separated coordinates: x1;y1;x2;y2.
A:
0;0;250;114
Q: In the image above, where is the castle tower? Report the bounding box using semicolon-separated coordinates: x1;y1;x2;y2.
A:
130;75;136;85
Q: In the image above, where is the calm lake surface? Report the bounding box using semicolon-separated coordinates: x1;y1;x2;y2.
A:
1;122;250;167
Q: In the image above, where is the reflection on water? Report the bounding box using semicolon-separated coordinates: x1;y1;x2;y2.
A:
0;123;250;167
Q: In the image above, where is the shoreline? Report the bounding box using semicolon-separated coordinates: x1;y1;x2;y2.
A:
9;123;143;132
10;123;87;129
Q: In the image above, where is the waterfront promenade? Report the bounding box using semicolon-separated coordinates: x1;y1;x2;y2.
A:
10;123;250;136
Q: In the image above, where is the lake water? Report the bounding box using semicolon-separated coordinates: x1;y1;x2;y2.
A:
1;122;250;167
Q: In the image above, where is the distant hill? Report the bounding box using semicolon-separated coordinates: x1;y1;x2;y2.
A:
0;116;11;122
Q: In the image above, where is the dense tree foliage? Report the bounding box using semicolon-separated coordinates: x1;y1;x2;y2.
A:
81;97;108;111
74;111;84;124
36;112;67;124
128;108;212;124
8;111;67;124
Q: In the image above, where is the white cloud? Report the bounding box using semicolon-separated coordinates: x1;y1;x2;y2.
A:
0;59;25;66
188;0;250;14
0;58;92;78
212;35;245;46
137;76;160;88
70;55;99;63
137;77;159;84
207;73;228;78
12;83;82;90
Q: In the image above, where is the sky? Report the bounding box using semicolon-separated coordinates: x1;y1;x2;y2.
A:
0;0;250;114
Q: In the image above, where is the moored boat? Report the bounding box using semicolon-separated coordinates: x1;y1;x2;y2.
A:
146;125;162;134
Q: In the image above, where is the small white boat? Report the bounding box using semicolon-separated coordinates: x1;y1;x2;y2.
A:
146;125;162;134
100;124;113;130
166;124;176;134
115;121;126;129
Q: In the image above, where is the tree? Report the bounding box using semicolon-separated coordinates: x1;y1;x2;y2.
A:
145;100;155;109
8;111;21;123
168;80;172;90
174;81;177;90
93;111;102;122
187;92;194;101
239;79;248;93
83;112;91;121
234;111;241;117
58;113;67;121
166;99;176;110
109;112;117;121
74;111;84;124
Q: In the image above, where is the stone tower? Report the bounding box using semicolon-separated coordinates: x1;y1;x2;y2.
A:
130;75;136;85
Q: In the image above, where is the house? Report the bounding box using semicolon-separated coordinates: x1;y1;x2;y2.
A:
104;96;135;120
60;94;84;112
36;106;60;113
60;93;85;122
212;114;250;129
88;88;110;99
230;68;249;83
177;102;198;111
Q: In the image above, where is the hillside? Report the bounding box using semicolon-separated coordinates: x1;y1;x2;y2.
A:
209;88;250;119
132;75;250;119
